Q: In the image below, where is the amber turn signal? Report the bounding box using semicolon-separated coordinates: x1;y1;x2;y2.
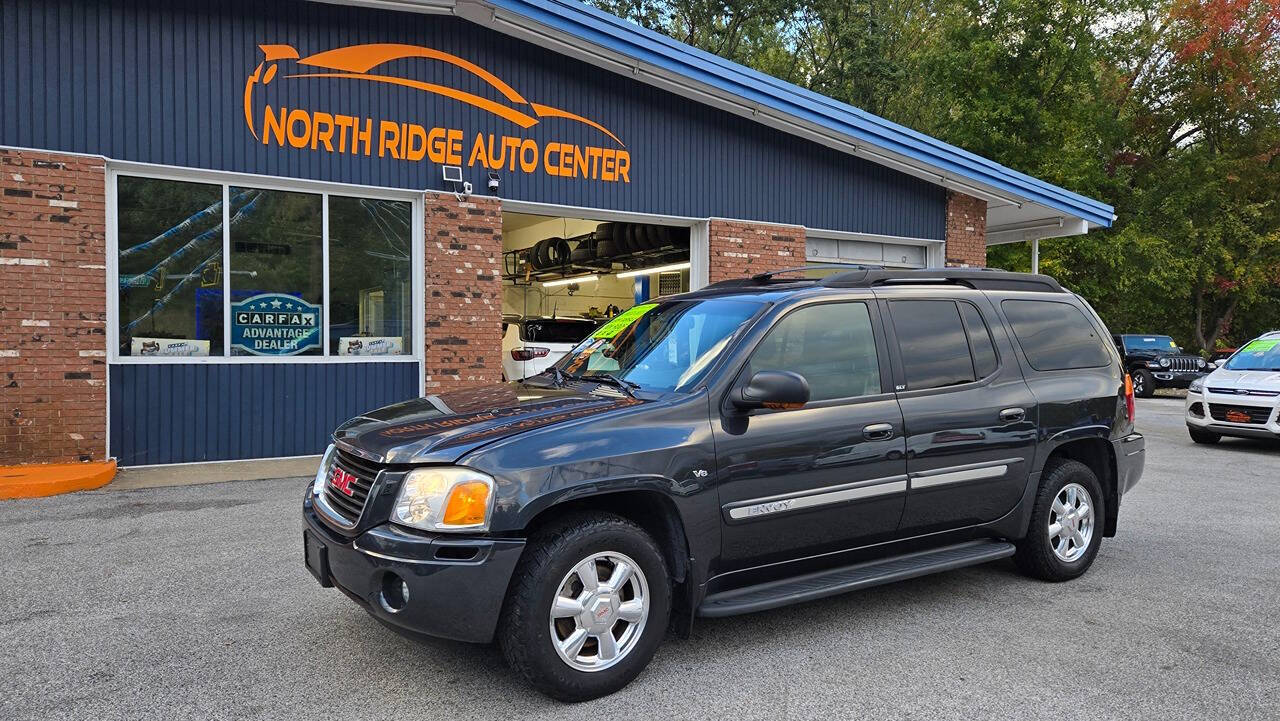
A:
442;480;491;526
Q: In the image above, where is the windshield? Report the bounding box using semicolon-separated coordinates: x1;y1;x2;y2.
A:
1224;338;1280;371
554;299;761;392
1123;335;1178;351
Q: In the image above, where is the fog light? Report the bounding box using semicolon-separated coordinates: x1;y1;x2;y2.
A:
379;573;410;613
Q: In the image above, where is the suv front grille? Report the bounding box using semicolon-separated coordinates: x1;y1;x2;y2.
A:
322;449;382;523
1208;404;1274;424
1167;356;1200;372
1208;387;1280;397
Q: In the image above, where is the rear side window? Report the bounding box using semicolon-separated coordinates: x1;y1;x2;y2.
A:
1001;300;1111;370
959;302;998;378
521;320;596;344
889;300;975;390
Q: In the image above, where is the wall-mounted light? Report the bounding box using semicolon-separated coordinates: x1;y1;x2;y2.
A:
616;261;691;278
542;274;598;288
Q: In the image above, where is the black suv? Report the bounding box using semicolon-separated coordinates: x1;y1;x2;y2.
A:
1112;334;1207;397
302;268;1145;700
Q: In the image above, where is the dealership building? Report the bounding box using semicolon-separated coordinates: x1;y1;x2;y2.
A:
0;0;1114;467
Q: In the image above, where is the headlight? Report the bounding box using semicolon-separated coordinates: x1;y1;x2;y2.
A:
393;467;495;532
1189;378;1203;394
313;444;337;496
1159;357;1171;368
1197;358;1206;368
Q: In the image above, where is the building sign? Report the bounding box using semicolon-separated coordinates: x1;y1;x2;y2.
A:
244;43;631;183
338;336;404;356
231;293;321;355
131;338;211;357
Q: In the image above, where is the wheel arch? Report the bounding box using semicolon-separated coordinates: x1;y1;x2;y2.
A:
1043;437;1118;537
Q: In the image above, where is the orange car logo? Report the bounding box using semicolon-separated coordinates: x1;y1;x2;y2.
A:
244;43;631;182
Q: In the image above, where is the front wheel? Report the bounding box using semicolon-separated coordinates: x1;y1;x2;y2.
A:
1188;426;1221;445
498;513;671;701
1131;369;1155;398
1014;458;1105;582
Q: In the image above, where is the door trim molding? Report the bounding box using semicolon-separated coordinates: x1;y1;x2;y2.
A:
724;474;908;522
908;457;1024;490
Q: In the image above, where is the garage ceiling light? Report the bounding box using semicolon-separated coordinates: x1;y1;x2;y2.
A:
616;262;691;279
542;274;598;287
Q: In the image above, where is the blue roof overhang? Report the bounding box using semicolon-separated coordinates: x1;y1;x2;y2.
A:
317;0;1115;238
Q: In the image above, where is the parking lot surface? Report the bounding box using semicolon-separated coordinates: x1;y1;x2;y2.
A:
1;398;1277;720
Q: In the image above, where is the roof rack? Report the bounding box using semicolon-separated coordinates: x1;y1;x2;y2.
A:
818;268;1064;292
704;264;883;289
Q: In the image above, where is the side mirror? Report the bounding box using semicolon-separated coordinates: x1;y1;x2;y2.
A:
733;370;810;411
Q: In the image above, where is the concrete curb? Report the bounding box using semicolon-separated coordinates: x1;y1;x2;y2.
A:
0;460;118;499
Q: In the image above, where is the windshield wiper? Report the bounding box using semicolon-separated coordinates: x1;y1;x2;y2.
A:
593;372;640;398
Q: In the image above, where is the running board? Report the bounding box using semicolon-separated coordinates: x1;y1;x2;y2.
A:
697;539;1016;618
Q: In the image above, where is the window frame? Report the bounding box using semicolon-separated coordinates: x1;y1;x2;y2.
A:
727;297;896;411
106;163;423;365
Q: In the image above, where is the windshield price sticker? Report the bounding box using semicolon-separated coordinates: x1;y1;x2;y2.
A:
1242;339;1278;353
592;303;657;340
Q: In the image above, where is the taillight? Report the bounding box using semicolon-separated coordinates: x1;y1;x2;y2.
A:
510;347;550;361
1123;373;1136;423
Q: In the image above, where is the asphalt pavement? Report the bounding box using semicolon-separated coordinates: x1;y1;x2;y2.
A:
1;397;1278;720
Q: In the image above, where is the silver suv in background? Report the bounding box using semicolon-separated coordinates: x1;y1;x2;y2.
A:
1186;331;1280;444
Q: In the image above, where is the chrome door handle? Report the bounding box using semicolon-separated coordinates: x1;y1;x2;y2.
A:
999;407;1026;423
863;423;894;441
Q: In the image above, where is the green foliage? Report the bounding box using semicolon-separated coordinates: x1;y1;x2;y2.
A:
591;0;1280;351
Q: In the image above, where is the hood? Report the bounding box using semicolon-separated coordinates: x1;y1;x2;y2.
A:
1127;348;1198;360
1203;368;1280;392
333;382;648;464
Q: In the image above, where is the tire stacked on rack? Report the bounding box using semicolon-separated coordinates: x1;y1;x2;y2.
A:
594;222;620;260
530;237;572;270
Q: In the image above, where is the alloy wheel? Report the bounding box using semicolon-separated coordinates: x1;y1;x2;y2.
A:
1048;482;1095;563
548;551;649;672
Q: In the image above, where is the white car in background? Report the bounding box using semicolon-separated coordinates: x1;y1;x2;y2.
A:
501;315;599;381
1185;331;1280;444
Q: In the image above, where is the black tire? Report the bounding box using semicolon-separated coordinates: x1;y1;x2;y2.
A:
533;238;554;269
1013;458;1106;582
1188;426;1221;445
642;224;661;250
569;241;594;264
498;513;671;702
595;239;618;260
1131;369;1155;398
552;239;571;266
594;222;617;240
616;224;635;255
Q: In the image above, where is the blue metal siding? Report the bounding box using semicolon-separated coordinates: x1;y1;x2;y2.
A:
109;363;419;465
0;0;945;238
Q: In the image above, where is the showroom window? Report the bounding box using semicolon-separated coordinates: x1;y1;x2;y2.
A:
114;174;416;359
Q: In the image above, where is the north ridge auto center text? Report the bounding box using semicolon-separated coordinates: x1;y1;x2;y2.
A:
260;105;632;182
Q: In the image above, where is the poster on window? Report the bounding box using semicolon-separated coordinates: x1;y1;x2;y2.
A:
231;293;321;355
337;336;405;356
130;337;211;357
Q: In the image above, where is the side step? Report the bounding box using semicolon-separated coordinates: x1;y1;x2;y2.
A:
697;539;1016;618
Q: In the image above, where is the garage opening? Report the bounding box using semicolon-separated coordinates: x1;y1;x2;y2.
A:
500;211;691;380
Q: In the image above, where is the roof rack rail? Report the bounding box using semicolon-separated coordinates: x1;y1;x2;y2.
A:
817;268;1064;293
703;263;884;289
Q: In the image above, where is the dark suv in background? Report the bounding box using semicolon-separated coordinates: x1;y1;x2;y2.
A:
302;268;1145;701
1113;334;1208;397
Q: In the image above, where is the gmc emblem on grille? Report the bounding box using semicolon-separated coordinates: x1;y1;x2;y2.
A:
329;466;358;496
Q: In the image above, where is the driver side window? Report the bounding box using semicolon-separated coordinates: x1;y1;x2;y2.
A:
748;302;881;402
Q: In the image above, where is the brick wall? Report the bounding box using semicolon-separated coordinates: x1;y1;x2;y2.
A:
707;219;805;283
422;192;503;394
944;191;987;267
0;149;108;465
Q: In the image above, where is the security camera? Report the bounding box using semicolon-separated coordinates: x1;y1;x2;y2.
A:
462;181;473;196
487;172;500;194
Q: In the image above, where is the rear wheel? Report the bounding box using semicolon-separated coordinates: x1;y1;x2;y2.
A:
1014;458;1105;582
1131;369;1155;398
1188;426;1221;445
499;513;670;701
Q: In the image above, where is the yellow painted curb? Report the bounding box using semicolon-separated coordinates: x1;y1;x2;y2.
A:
0;460;117;500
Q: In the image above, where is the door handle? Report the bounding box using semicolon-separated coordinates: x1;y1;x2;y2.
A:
863;423;894;441
999;407;1026;423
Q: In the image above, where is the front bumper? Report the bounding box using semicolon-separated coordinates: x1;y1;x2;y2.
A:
1185;392;1280;439
1150;370;1204;388
302;493;525;643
